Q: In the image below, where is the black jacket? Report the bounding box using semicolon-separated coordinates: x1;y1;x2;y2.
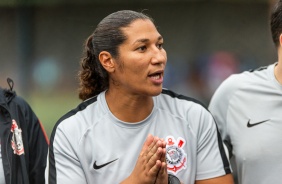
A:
0;80;48;184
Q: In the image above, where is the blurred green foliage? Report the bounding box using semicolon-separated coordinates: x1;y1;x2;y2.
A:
27;92;80;138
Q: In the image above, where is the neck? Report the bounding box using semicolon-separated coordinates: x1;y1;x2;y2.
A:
274;61;282;85
105;89;154;123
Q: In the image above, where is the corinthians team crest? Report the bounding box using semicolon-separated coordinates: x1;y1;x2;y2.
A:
166;136;187;174
11;119;24;155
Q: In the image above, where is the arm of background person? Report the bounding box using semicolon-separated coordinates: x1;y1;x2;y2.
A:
208;74;239;156
18;96;49;184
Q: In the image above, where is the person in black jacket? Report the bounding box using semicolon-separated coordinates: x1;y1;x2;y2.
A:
0;78;49;184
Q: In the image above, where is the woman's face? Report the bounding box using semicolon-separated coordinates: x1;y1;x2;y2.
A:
111;19;167;97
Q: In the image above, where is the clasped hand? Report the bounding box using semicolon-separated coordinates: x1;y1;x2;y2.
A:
121;134;167;184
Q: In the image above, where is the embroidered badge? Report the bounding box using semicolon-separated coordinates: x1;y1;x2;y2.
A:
166;136;187;174
11;119;24;155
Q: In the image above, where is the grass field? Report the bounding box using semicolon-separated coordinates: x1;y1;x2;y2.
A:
26;91;80;138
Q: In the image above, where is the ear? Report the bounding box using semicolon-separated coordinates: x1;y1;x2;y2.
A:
99;51;115;73
279;34;282;47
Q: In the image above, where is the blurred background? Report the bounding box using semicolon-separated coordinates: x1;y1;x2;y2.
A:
0;0;278;137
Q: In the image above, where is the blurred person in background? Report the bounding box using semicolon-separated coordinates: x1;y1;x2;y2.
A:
171;52;240;106
0;78;49;184
49;10;233;184
208;1;282;183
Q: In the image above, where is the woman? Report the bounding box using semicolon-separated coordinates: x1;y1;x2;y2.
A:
49;10;233;184
209;1;282;183
0;78;48;184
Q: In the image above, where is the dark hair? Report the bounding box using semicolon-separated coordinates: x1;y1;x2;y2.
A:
78;10;153;100
271;0;282;47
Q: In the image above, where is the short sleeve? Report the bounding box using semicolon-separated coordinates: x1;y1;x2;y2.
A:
208;75;238;146
49;123;87;184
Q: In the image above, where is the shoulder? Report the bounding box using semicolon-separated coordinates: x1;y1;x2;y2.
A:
50;96;98;141
159;89;216;131
212;64;271;98
10;95;31;109
209;64;271;117
158;89;211;120
0;88;32;113
160;88;207;108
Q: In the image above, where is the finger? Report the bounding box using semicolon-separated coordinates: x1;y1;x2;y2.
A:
160;161;167;175
154;161;167;184
147;146;163;170
161;139;167;149
144;134;154;148
138;136;159;172
148;159;162;178
158;162;167;175
147;138;167;166
142;136;158;159
139;134;156;158
160;148;166;163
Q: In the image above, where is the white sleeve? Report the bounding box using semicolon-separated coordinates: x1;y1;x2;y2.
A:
192;106;231;180
49;126;87;184
45;150;49;184
208;75;238;148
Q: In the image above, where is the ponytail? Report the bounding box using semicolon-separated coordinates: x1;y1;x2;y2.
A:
78;35;108;101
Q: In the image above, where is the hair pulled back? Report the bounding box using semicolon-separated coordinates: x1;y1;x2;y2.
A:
271;0;282;47
78;10;153;100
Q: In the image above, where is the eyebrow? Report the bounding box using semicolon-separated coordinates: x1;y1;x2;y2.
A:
133;36;163;44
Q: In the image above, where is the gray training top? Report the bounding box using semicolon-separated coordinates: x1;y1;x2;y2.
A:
209;63;282;184
49;89;231;184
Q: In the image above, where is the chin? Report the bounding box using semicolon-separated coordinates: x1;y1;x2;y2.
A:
150;87;163;96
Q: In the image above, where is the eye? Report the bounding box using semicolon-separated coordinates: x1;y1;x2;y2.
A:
157;43;163;49
136;46;147;52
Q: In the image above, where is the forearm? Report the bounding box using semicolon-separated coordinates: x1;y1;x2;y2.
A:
195;174;234;184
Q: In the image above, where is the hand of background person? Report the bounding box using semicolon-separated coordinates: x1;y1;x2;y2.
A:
121;134;167;184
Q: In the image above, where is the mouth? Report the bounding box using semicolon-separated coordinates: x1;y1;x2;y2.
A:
149;73;162;79
148;70;164;84
148;70;163;78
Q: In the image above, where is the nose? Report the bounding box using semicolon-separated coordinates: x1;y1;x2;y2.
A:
151;47;167;65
